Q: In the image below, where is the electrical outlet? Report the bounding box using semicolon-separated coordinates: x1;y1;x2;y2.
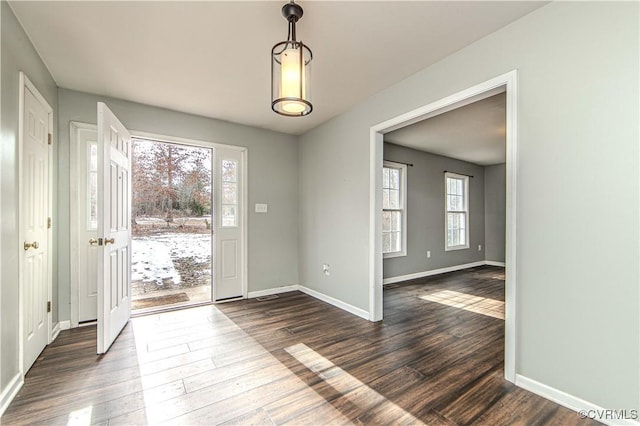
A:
322;263;330;276
478;244;482;251
427;250;431;258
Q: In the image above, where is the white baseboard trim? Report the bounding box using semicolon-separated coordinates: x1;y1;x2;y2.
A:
485;260;506;267
248;284;370;321
51;320;71;340
0;372;24;417
383;261;487;285
248;285;299;299
51;322;61;341
516;374;639;426
298;285;369;320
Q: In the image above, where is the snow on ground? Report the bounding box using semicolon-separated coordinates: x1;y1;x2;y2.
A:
134;217;167;225
135;216;212;227
131;233;211;286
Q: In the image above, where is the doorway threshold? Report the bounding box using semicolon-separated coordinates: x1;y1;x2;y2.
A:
131;301;214;318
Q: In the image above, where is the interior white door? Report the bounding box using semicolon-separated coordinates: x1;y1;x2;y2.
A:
97;102;132;354
78;127;99;322
22;81;50;372
214;147;245;301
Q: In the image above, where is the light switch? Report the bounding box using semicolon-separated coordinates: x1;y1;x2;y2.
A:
255;203;268;213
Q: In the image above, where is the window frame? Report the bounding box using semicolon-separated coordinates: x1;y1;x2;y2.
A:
383;161;408;258
444;172;470;251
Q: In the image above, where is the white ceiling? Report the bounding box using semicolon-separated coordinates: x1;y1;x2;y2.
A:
385;92;506;166
9;1;545;136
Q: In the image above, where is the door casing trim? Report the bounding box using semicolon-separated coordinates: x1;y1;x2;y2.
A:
368;70;518;383
69;121;97;327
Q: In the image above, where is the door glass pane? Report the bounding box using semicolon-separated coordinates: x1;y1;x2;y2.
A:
221;159;238;228
222;160;237;182
89;172;98;230
89;143;98;171
222;182;237;204
222;205;236;227
88;143;98;230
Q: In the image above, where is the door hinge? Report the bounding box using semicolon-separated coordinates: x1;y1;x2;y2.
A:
47;301;51;313
48;133;52;145
47;217;52;229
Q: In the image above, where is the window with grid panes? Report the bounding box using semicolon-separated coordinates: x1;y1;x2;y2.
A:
445;172;469;250
383;161;407;257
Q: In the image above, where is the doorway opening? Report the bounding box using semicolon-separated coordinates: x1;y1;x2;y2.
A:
369;71;518;383
70;123;248;326
130;138;213;314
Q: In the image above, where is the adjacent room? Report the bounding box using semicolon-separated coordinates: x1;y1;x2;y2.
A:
379;91;508;412
1;1;638;425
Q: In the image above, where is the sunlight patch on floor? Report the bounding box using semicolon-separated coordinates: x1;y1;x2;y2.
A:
123;306;350;425
67;405;92;426
285;343;426;425
420;290;504;319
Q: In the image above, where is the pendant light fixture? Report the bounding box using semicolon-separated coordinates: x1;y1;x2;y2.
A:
271;1;313;116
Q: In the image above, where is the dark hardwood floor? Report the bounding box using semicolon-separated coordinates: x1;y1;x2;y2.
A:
1;266;599;425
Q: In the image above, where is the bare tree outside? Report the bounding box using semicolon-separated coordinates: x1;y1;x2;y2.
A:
131;139;213;311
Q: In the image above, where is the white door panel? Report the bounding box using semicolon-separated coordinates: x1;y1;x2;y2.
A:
22;81;50;372
97;102;132;354
214;148;245;301
221;239;238;279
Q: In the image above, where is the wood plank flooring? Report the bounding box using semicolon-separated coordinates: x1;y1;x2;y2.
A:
1;266;600;425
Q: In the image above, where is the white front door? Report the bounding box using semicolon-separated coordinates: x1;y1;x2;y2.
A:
21;75;52;372
97;103;132;354
214;147;246;301
77;127;99;322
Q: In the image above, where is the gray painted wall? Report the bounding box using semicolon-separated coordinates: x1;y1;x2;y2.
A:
57;89;300;322
484;163;505;263
299;1;638;412
1;1;58;391
1;0;638;416
383;143;485;279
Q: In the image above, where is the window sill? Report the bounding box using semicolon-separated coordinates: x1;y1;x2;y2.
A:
384;251;407;259
445;245;469;252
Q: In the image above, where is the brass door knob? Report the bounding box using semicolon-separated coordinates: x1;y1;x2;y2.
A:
24;241;39;251
89;238;99;245
104;238;115;245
